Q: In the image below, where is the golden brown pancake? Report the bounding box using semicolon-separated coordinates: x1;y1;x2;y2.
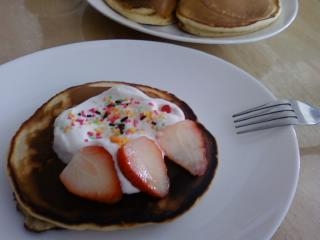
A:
176;0;281;36
104;0;178;25
7;81;218;232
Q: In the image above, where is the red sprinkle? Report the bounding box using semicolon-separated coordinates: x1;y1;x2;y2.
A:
133;119;139;127
160;104;172;113
76;119;84;125
89;108;96;113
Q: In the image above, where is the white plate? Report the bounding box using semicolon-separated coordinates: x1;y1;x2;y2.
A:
87;0;298;44
0;40;299;239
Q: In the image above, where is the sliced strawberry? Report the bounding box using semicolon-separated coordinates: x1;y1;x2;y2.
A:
156;120;208;176
118;137;169;198
60;146;122;204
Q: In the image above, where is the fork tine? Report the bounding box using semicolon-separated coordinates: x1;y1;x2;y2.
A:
233;109;295;123
233;99;300;134
233;100;296;126
235;118;297;134
234;112;298;128
232;100;291;117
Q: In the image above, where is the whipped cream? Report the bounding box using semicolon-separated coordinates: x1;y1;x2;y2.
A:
53;85;185;194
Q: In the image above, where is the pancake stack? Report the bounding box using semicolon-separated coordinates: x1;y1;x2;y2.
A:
177;0;281;36
104;0;281;36
7;81;218;231
104;0;178;25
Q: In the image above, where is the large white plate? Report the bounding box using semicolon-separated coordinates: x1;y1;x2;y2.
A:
87;0;298;44
0;40;299;239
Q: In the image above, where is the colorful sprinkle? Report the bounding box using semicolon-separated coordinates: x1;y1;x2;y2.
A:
110;135;129;146
161;104;172;113
120;116;128;122
63;92;176;142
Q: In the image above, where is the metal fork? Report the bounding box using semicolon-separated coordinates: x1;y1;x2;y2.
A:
232;100;320;134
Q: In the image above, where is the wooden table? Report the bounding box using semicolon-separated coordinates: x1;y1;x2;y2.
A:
1;1;319;239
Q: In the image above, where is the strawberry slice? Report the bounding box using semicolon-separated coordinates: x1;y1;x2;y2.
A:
118;137;169;198
60;146;123;204
156;120;208;176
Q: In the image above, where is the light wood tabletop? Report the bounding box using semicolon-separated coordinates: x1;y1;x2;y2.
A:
1;0;319;239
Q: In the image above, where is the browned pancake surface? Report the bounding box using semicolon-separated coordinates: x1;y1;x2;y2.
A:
177;0;280;27
114;0;177;18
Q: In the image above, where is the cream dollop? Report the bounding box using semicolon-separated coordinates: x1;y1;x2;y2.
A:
53;85;185;194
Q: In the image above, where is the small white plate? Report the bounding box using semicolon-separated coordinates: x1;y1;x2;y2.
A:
0;40;299;239
87;0;298;44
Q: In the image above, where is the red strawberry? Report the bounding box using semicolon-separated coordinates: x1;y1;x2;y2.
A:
60;146;123;204
156;120;208;176
118;137;169;198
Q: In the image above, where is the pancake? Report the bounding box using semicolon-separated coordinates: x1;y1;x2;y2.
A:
7;81;218;232
104;0;178;25
176;0;281;36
